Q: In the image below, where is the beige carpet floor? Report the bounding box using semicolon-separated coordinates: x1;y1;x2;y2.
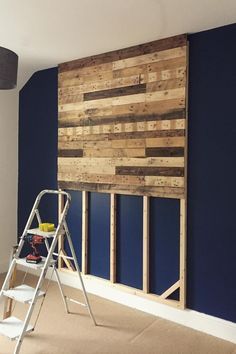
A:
0;272;235;354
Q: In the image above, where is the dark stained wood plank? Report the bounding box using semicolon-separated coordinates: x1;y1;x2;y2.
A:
59;34;187;72
146;147;184;157
115;166;184;177
83;84;146;101
58;149;83;157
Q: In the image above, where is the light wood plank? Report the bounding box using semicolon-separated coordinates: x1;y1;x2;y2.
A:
82;191;88;274
110;194;117;283
59;74;140;97
143;196;150;293
179;198;187;308
59;88;185;113
160;280;180;299
58;156;185;168
112;46;186;70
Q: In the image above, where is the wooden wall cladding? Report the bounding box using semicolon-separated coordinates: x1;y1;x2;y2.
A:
58;34;188;198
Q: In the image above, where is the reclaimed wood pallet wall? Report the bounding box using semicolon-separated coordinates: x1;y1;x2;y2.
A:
58;34;188;199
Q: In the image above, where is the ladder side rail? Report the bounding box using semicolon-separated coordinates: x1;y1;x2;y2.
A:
63;221;97;326
14;228;62;353
15;194;43;259
1;196;42;297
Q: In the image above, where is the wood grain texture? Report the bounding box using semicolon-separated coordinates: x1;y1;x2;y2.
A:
58;34;188;198
59;34;187;72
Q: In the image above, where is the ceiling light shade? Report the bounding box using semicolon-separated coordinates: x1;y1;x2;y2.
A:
0;46;18;89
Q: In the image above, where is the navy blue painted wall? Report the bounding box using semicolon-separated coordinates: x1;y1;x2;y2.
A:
64;190;82;268
88;192;110;279
116;195;143;289
187;23;236;322
18;23;236;323
18;68;58;234
150;198;180;295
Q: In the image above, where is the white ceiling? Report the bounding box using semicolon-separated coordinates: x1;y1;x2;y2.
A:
0;0;235;89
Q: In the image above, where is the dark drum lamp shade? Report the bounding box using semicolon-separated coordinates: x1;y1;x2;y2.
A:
0;46;18;89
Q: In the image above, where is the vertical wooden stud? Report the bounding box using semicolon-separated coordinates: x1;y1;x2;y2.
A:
110;193;117;283
58;191;64;270
82;191;88;274
143;196;150;293
179;41;189;309
179;198;187;308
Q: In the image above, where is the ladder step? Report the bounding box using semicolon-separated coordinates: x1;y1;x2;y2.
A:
26;228;56;238
0;316;33;341
3;285;45;304
16;257;56;270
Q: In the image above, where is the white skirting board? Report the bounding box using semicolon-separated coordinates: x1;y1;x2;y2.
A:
16;266;236;344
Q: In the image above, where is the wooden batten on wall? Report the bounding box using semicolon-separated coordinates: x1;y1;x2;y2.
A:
57;34;188;309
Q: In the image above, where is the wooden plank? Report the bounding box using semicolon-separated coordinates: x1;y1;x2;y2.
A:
59;34;187;72
58;172;184;188
58;98;185;123
82;191;88;274
59;116;185;132
58;149;83;157
58;181;185;199
146;147;184;157
59;61;113;81
59;136;185;151
113;57;186;79
146;56;186;73
179;199;187;308
58;173;145;186
58;88;185;112
58;156;184;168
140;67;186;84
146;136;185;147
179;42;188;309
58;130;185;143
60;249;75;271
58;105;185;127
59;71;114;88
84;84;146;101
59;135;185;150
59;74;140;98
160;280;180;299
145;176;184;188
116;166;184;177
146;77;185;93
83;148;146;158
112;46;186;71
110;194;117;283
143;196;150;293
59;61;185;101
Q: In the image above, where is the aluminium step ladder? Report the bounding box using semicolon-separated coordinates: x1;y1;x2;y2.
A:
0;189;96;354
